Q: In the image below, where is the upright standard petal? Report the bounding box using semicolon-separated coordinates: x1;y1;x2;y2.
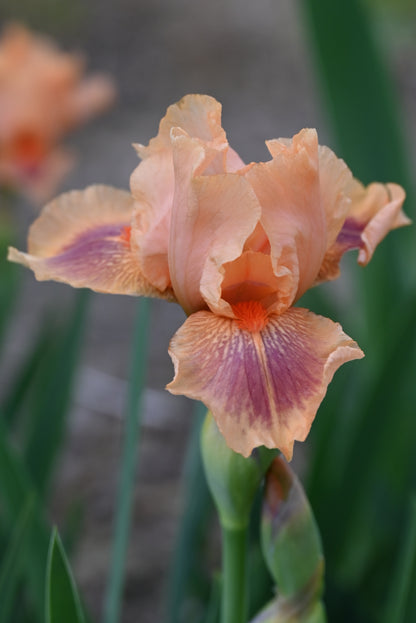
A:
8;185;174;299
248;129;327;305
167;306;363;459
317;181;408;283
129;94;244;292
168;131;261;315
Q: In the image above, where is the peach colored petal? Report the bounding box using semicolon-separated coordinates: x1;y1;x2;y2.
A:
221;251;293;314
129;95;244;292
247;129;326;306
168;131;260;314
167;307;363;459
317;145;353;246
267;140;353;248
129;149;175;291
8;185;174;299
134;94;227;158
316;181;408;283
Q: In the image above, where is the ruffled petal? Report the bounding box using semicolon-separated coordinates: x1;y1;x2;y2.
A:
168;131;261;314
167;306;363;459
317;182;408;283
129;94;244;292
247;129;326;305
317;145;353;246
8;185;174;299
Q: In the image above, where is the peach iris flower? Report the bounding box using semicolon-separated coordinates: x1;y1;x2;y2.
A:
0;23;115;202
9;95;409;459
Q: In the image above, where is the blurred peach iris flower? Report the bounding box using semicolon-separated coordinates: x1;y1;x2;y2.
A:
9;95;409;458
0;23;115;202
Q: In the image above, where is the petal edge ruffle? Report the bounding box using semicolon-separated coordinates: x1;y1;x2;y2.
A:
167;307;363;458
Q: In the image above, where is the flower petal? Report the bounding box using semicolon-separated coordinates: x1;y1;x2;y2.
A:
247;129;326;305
317;145;353;246
316;181;409;283
8;185;173;299
129;94;244;292
168;131;260;314
167;307;363;459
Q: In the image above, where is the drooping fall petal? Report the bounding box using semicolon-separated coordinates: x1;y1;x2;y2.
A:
8;185;174;299
167;306;363;459
317;181;408;283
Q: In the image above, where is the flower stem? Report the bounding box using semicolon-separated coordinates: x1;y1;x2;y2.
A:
221;523;248;623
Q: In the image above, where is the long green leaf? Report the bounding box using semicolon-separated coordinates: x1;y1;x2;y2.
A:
103;297;150;623
23;288;89;497
45;528;86;623
164;402;213;623
0;493;35;623
1;320;54;428
0;417;50;620
383;496;416;623
300;0;414;345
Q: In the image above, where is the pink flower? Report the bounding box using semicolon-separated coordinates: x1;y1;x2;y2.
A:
0;23;116;202
8;95;409;458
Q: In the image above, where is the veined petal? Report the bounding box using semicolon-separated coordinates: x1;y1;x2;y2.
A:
167;307;363;459
168;131;261;314
248;129;326;304
8;185;174;299
317;181;408;283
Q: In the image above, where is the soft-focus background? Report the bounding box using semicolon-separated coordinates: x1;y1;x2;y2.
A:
1;1;416;622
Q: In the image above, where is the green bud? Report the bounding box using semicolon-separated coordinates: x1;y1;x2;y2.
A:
261;457;324;601
201;411;278;529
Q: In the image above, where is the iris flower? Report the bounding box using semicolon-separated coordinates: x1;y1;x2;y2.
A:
0;23;115;201
9;95;408;459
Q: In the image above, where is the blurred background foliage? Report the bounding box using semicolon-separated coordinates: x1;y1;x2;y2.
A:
0;0;416;622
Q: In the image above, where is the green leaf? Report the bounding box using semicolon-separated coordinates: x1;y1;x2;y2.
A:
0;417;50;620
383;496;416;623
0;493;35;623
23;288;89;497
103;297;150;623
1;320;54;428
45;528;86;623
164;402;214;623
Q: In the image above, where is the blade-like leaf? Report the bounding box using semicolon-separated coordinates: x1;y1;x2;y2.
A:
383;496;416;623
23;288;89;497
45;528;86;623
0;417;50;620
103;297;150;623
164;402;214;623
0;493;35;623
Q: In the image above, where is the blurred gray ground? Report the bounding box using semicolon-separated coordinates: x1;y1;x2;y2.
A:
1;0;415;621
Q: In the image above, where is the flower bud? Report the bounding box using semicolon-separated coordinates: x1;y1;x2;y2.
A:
201;411;278;529
261;456;324;602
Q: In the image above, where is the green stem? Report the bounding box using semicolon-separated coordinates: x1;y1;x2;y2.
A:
103;297;150;623
221;524;248;623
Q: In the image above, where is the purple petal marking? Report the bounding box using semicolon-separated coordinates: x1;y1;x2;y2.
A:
167;307;363;458
47;223;131;283
335;217;364;250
